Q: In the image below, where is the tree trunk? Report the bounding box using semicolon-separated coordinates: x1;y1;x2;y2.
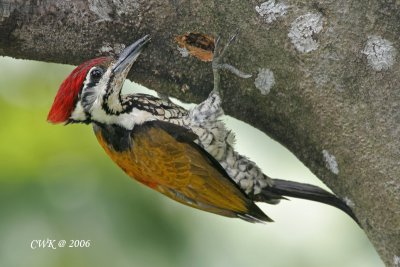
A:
1;0;399;265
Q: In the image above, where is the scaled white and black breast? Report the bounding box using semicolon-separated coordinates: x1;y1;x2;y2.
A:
122;92;272;196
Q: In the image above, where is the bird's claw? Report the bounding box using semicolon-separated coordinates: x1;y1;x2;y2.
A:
212;32;252;95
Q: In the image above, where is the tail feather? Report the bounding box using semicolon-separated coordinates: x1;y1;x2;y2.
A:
258;178;360;225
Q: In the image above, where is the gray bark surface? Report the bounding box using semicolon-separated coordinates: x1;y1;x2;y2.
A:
1;1;399;266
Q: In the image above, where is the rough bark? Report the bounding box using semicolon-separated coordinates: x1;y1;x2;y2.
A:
1;0;399;266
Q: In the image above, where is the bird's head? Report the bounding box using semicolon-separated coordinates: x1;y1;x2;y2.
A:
47;35;150;124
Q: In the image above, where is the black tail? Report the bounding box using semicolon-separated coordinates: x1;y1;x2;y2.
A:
257;178;360;226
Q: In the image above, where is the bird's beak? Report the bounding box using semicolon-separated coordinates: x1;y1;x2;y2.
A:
111;35;151;76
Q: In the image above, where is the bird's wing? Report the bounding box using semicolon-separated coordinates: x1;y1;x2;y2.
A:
94;121;271;223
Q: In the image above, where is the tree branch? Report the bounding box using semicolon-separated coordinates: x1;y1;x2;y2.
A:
1;0;399;265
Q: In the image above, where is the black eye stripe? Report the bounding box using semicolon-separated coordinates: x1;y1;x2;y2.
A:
80;67;104;101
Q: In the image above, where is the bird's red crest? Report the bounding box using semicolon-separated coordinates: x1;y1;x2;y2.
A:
47;57;111;124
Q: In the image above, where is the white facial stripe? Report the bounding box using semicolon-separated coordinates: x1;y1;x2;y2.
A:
70;101;87;121
97;68;112;96
70;66;109;122
106;92;124;113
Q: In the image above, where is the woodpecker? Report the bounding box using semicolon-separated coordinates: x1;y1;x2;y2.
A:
47;35;358;224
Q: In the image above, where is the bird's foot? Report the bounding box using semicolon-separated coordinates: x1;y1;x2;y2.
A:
212;31;252;95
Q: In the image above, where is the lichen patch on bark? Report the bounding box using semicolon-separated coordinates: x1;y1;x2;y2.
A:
288;13;324;53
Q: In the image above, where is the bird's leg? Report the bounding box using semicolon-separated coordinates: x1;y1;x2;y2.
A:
212;32;252;96
188;33;252;127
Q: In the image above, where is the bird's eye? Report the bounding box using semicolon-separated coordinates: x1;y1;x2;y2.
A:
90;68;103;80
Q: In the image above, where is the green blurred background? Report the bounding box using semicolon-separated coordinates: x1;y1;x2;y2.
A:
0;57;382;267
